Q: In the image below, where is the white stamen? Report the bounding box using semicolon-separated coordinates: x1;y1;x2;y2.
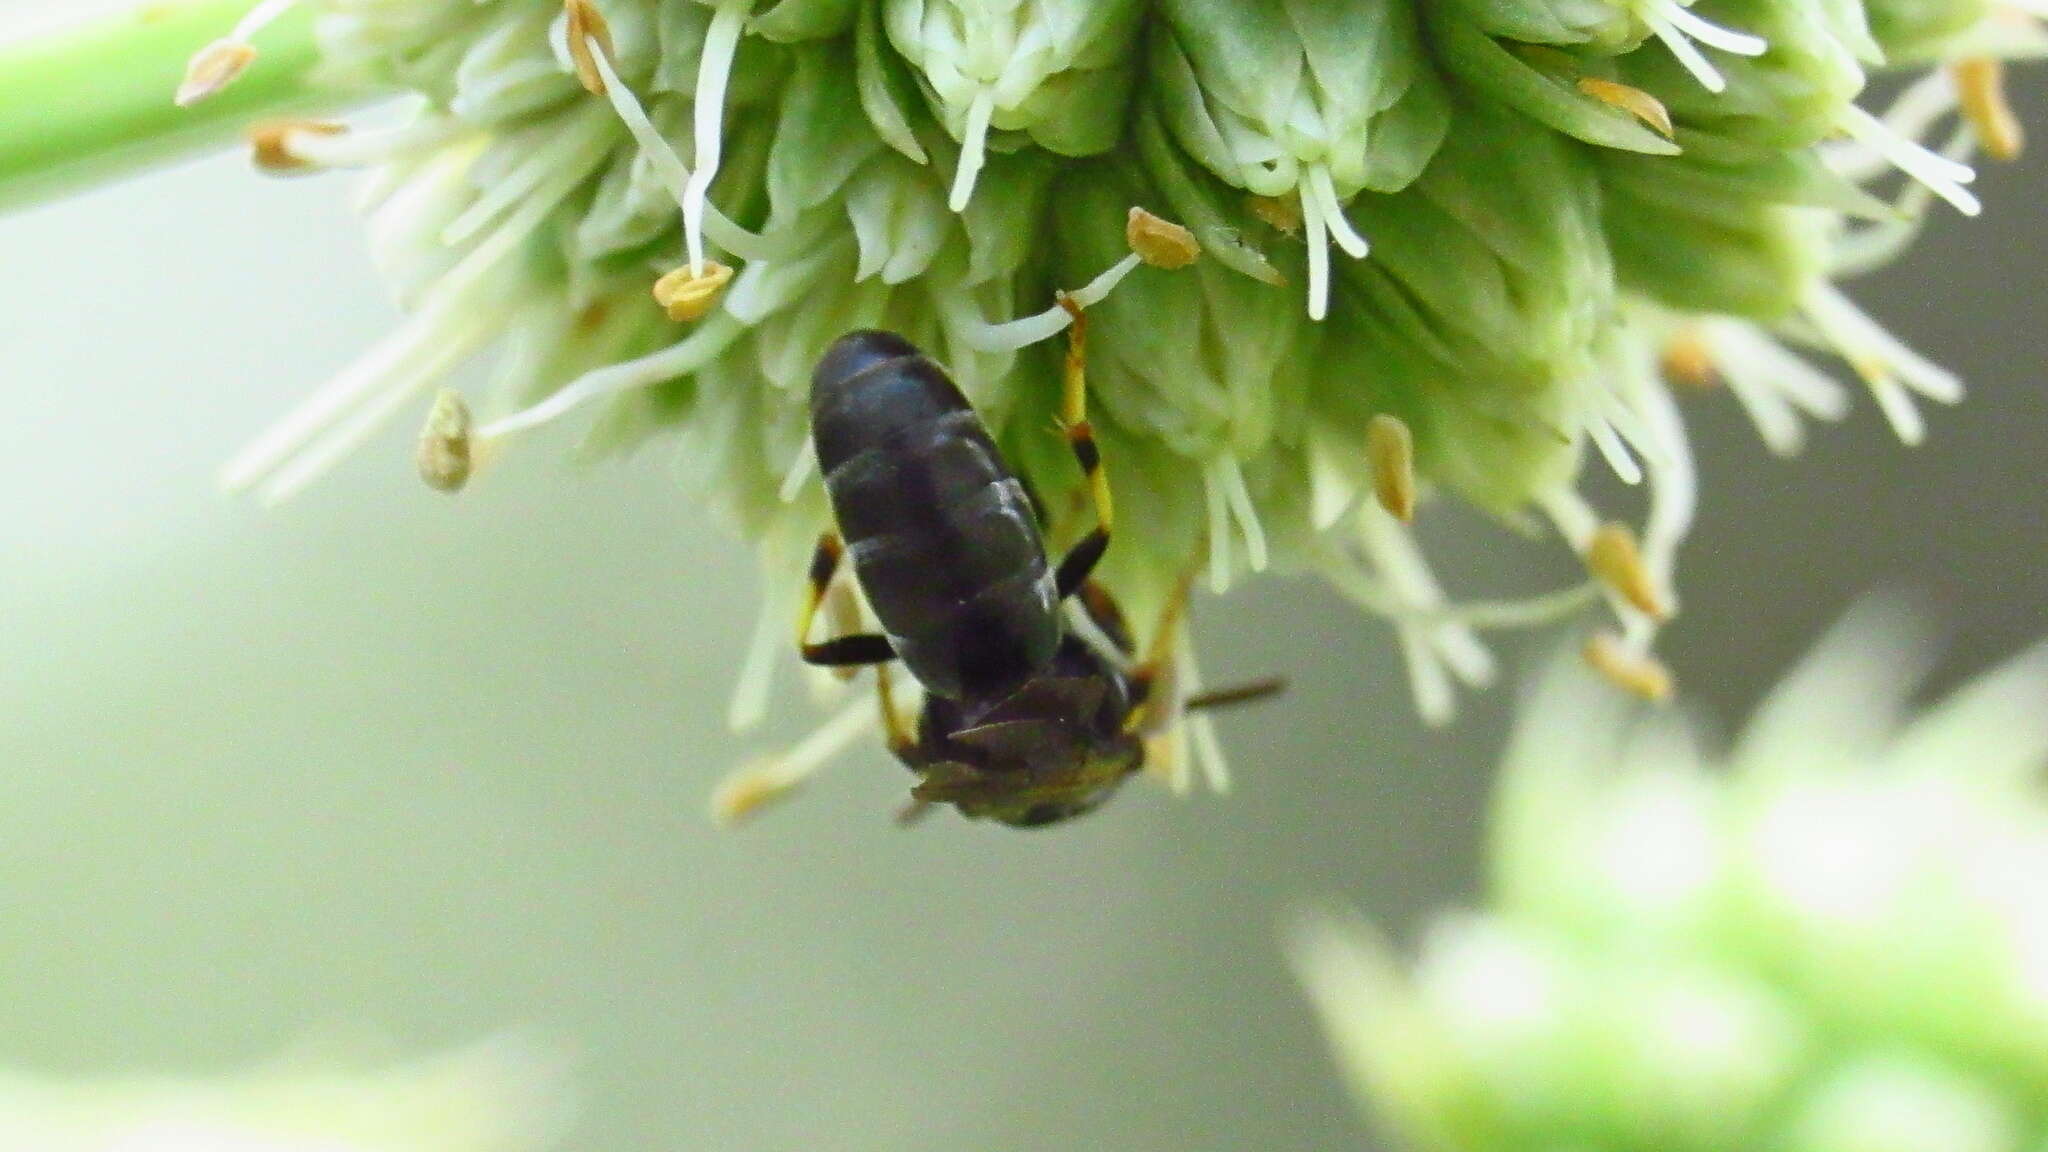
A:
1709;320;1851;456
1801;282;1963;447
949;88;998;214
1541;487;1601;551
1837;103;1982;217
584;32;775;261
1633;384;1696;635
1641;10;1731;93
1205;466;1235;594
778;439;817;503
1647;0;1768;56
728;584;787;731
276;112;460;172
230;0;300;42
1216;457;1270;574
711;699;876;827
1180;644;1232;793
1306;165;1370;260
1588;416;1645;485
221;187;554;494
1300;183;1333;321
1449;585;1605;629
256;305;501;505
1307;428;1361;530
1399;628;1457;726
475;315;744;441
957;253;1142;351
684;0;750;275
1866;377;1929;444
441;104;612;246
1346;506;1497;723
1822;72;1953;183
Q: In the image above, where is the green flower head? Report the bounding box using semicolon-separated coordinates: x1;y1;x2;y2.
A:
54;0;2036;811
1292;604;2048;1152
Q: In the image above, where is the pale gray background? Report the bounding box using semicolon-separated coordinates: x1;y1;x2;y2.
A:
1;5;2043;1148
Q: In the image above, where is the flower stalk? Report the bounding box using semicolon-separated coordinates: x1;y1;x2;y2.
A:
0;0;339;211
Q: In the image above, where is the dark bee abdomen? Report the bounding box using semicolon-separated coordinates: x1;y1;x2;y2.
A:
811;330;1061;702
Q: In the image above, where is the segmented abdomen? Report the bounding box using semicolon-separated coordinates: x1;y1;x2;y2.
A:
810;331;1060;702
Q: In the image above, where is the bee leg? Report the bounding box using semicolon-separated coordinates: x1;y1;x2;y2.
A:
1053;293;1114;601
886;668;939;828
876;661;917;758
1122;571;1195;736
893;798;937;826
1077;578;1136;658
797;532;898;667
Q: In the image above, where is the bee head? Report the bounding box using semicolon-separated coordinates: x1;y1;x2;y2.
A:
912;675;1142;826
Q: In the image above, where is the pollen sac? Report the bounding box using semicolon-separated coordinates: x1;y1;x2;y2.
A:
177;39;256;107
563;0;617;95
1125;207;1201;269
1583;631;1676;700
653;261;735;322
416;390;474;493
1586;522;1668;620
248;120;344;175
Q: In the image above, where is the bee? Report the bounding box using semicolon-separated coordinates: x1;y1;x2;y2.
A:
799;300;1280;827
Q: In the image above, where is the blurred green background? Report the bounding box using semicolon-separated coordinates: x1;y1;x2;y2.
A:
1;4;2043;1147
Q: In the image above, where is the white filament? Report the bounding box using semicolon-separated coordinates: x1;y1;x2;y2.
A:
231;0;300;41
1837;103;1982;217
1306;165;1370;260
584;33;775;260
1300;182;1334;321
957;253;1142;352
684;0;751;274
1801;282;1964;445
221;185;560;495
1638;0;1767;93
949;88;998;213
475;315;745;440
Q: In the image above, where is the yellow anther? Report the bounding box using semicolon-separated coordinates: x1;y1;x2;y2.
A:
1126;208;1201;269
1952;58;2023;162
564;0;617;96
416;389;474;493
653;260;734;322
1583;632;1675;702
709;762;802;829
1577;77;1676;139
1248;194;1303;235
1366;414;1417;523
1586;522;1668;620
177;39;256;106
1661;324;1719;389
248;120;344;174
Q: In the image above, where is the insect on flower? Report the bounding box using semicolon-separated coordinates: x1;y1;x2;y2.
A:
796;302;1282;828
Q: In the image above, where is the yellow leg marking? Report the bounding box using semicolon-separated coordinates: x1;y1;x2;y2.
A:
1057;293;1114;537
1123;570;1194;736
796;532;843;648
877;662;915;756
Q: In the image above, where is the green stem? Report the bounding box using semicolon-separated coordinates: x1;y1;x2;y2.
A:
0;1;343;213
